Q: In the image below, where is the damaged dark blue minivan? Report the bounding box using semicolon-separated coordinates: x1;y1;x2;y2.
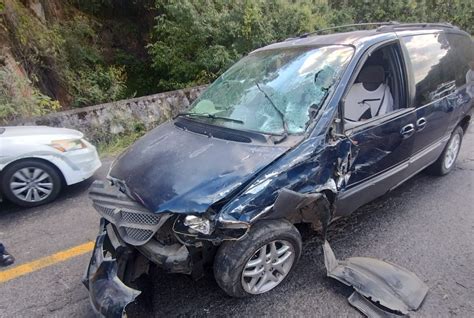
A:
83;23;473;317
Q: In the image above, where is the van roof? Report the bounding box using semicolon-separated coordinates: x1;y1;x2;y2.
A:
254;22;469;52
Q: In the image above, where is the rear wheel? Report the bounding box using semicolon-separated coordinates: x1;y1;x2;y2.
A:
1;159;62;207
427;126;463;176
214;219;302;298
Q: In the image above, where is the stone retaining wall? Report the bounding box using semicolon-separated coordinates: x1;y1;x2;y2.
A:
12;85;208;143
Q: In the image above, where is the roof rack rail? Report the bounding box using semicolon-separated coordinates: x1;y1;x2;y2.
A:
288;22;458;41
295;22;399;39
376;22;456;32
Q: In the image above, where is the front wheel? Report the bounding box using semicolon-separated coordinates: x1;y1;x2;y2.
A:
427;126;463;176
1;159;62;207
214;219;302;297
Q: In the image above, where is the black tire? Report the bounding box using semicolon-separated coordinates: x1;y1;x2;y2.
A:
1;159;62;207
214;219;302;298
426;126;463;176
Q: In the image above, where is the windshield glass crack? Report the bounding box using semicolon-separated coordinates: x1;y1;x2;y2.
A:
186;45;354;136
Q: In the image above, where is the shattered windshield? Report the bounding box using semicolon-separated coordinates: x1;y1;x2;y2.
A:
188;45;354;135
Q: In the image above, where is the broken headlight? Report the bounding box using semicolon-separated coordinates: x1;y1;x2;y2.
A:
183;215;211;235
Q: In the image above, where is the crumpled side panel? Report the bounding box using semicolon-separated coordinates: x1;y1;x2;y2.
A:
219;134;353;224
268;188;331;236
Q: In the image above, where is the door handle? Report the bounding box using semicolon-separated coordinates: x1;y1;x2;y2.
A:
400;124;415;138
416;117;427;131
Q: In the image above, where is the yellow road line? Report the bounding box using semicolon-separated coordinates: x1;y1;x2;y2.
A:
0;241;94;284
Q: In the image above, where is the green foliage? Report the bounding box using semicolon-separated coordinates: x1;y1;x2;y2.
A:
57;15;103;68
51;15;127;106
113;50;157;98
70;0;113;14
56;15;128;106
6;0;63;68
97;122;147;155
148;0;331;91
70;0;155;16
0;65;60;123
1;2;127;109
330;0;474;34
68;65;127;107
149;0;473;91
1;0;473;124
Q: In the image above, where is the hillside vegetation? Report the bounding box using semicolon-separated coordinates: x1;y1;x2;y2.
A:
0;0;472;123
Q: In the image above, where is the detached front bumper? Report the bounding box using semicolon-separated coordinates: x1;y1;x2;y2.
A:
83;219;141;318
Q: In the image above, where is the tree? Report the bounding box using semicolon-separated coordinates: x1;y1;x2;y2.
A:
148;0;333;91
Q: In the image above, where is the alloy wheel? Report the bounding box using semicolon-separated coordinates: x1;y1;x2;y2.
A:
241;240;295;294
444;134;461;170
9;167;54;202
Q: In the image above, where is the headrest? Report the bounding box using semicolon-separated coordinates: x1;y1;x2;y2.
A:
357;65;385;84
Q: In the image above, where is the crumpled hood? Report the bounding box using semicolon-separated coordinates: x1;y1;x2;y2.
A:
109;121;288;214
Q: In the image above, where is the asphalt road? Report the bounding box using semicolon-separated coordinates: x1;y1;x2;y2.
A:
1;127;473;318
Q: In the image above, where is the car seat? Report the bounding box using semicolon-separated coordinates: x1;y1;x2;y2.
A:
344;65;394;124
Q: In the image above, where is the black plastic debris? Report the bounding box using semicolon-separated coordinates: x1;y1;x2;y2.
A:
83;226;141;318
322;241;428;317
348;292;405;318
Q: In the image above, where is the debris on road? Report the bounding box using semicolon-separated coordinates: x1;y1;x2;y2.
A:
323;240;428;317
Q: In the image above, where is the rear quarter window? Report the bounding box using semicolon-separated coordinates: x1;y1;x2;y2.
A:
446;33;474;86
402;32;460;106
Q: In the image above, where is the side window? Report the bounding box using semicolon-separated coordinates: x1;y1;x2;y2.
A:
445;33;474;87
343;43;405;126
402;33;457;106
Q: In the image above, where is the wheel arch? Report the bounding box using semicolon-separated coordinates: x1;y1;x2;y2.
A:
259;188;333;237
0;157;66;187
213;218;302;297
458;115;471;133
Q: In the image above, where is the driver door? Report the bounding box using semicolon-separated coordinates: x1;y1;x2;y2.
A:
335;41;417;216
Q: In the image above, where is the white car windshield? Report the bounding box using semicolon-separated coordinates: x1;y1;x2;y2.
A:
188;45;354;135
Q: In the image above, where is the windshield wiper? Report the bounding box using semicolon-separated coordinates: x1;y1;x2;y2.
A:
304;69;334;130
176;112;244;124
255;82;288;143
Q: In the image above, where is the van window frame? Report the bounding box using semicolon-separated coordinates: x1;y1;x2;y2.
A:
399;31;462;108
339;39;410;134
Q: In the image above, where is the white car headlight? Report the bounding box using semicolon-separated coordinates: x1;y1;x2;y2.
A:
50;139;87;152
184;215;211;235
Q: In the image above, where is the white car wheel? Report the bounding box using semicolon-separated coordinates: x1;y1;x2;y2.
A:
1;160;62;207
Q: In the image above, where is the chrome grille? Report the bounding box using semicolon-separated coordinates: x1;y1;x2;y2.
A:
89;180;165;246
